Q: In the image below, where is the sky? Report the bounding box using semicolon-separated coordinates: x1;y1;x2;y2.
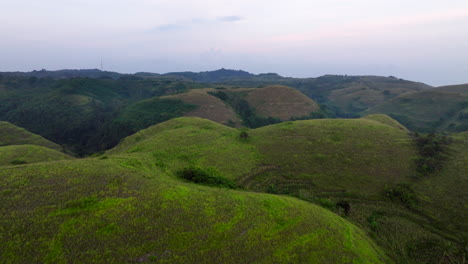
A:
1;0;468;86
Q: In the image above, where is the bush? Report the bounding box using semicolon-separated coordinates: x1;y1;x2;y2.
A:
412;133;450;177
10;159;27;165
367;211;384;231
177;166;237;189
336;200;351;216
384;183;418;208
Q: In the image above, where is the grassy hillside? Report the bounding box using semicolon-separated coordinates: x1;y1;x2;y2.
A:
109;117;466;263
160;85;319;127
0;142;387;263
162;88;242;126
362;114;409;131
0;144;73;166
433;83;468;94
244;85;319;120
365;91;468;132
212;74;431;117
0;121;62;150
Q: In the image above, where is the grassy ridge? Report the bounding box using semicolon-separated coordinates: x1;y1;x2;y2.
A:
0;145;73;166
0;156;386;263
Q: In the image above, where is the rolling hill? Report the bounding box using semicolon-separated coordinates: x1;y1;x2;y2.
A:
365;90;468;132
108;116;467;263
0;120;388;263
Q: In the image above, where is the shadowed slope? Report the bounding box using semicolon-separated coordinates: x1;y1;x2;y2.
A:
0;121;62;150
365;91;468;132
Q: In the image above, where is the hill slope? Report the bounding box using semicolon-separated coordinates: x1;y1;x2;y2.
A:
245;85;319;120
0;144;73;166
433;83;468;94
162;89;242;126
0;143;386;263
365;91;468;132
0;121;62;150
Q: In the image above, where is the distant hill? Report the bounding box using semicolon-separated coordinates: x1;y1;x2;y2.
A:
365;90;468;132
163;68;253;82
244;85;319;120
160;85;319;126
433;83;468;94
162;88;242;126
0;69;123;79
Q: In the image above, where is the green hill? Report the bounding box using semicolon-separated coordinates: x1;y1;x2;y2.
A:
159;85;319;127
161;88;242;126
433;83;468;94
0;121;62;150
0;144;73;166
0;134;386;263
244;85;319;121
109;116;466;263
365;91;468;132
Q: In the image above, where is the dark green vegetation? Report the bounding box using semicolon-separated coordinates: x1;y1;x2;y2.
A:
0;75;203;155
177;166;238;189
0;118;388;263
366;91;468;132
208;89;282;128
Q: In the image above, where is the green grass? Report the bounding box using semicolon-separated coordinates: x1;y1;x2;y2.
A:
0;157;387;263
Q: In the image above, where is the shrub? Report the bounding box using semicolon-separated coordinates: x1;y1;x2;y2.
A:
412;133;450;177
10;159;27;165
177;166;237;189
384;183;418;208
336;200;351;216
367;211;384;231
